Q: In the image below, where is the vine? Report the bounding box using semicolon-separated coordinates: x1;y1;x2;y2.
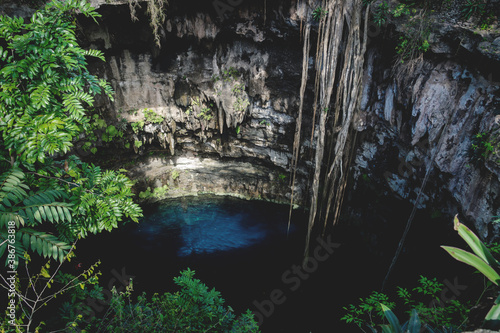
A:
127;0;168;48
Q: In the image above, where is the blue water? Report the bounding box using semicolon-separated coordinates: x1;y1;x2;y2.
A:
136;197;292;256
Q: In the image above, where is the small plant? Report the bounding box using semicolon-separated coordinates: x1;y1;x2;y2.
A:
143;108;164;124
199;106;213;121
461;0;486;21
392;3;411;17
278;173;287;183
232;83;246;95
102;125;123;143
312;6;328;22
153;185;169;199
470;132;498;165
131;121;145;133
186;97;200;116
134;140;143;149
373;1;389;27
234;97;250;113
222;67;239;81
171;170;180;181
138;185;169;200
342;276;469;331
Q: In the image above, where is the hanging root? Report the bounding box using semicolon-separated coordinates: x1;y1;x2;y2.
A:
288;2;312;234
299;0;369;260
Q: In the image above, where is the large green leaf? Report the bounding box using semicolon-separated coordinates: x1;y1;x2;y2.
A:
485;295;500;330
407;309;421;333
380;303;401;333
442;246;500;285
453;216;500;268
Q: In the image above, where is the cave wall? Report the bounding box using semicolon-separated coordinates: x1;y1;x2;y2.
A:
79;0;310;205
2;0;498;237
83;0;499;237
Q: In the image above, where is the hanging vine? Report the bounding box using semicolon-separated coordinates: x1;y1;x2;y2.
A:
128;0;168;48
290;0;369;258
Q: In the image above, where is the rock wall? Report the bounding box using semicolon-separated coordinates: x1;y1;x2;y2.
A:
79;0;500;237
355;48;500;239
4;0;497;237
78;0;309;205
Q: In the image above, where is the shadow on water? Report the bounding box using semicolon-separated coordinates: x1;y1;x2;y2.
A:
78;195;480;333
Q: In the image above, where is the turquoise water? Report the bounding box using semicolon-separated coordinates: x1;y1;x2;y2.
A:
137;197;291;256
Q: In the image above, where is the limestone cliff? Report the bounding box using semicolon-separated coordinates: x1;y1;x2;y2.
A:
2;0;499;238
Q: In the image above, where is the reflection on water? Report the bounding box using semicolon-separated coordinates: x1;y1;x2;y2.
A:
135;196;293;256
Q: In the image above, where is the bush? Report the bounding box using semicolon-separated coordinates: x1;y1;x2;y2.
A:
69;269;260;332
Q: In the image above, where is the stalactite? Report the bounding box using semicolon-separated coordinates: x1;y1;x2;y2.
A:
292;0;369;259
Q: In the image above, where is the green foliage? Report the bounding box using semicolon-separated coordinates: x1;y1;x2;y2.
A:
222;67;240;82
312;7;328;22
379;304;421;333
200;106;213;121
392;3;411;17
373;2;390;27
131;120;145;133
0;160;143;267
171;170;180;181
234;96;250;114
0;1;142;266
342;276;469;331
393;5;431;63
134;140;143;149
0;0;113;166
342;291;395;327
0;249;102;332
138;185;169;200
186;97;214;121
102;125;123;143
69;269;260;332
461;0;486;21
0;168;72;266
442;216;500;329
0;2;142;331
470;132;498;165
143;108;164;124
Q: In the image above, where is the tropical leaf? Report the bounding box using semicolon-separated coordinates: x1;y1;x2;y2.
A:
380;303;402;333
453;215;500;268
407;309;421;333
442;246;500;285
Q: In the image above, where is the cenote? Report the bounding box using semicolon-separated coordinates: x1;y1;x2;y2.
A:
79;195;478;332
3;0;500;332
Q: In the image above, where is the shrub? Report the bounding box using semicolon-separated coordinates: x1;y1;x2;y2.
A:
68;269;260;332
